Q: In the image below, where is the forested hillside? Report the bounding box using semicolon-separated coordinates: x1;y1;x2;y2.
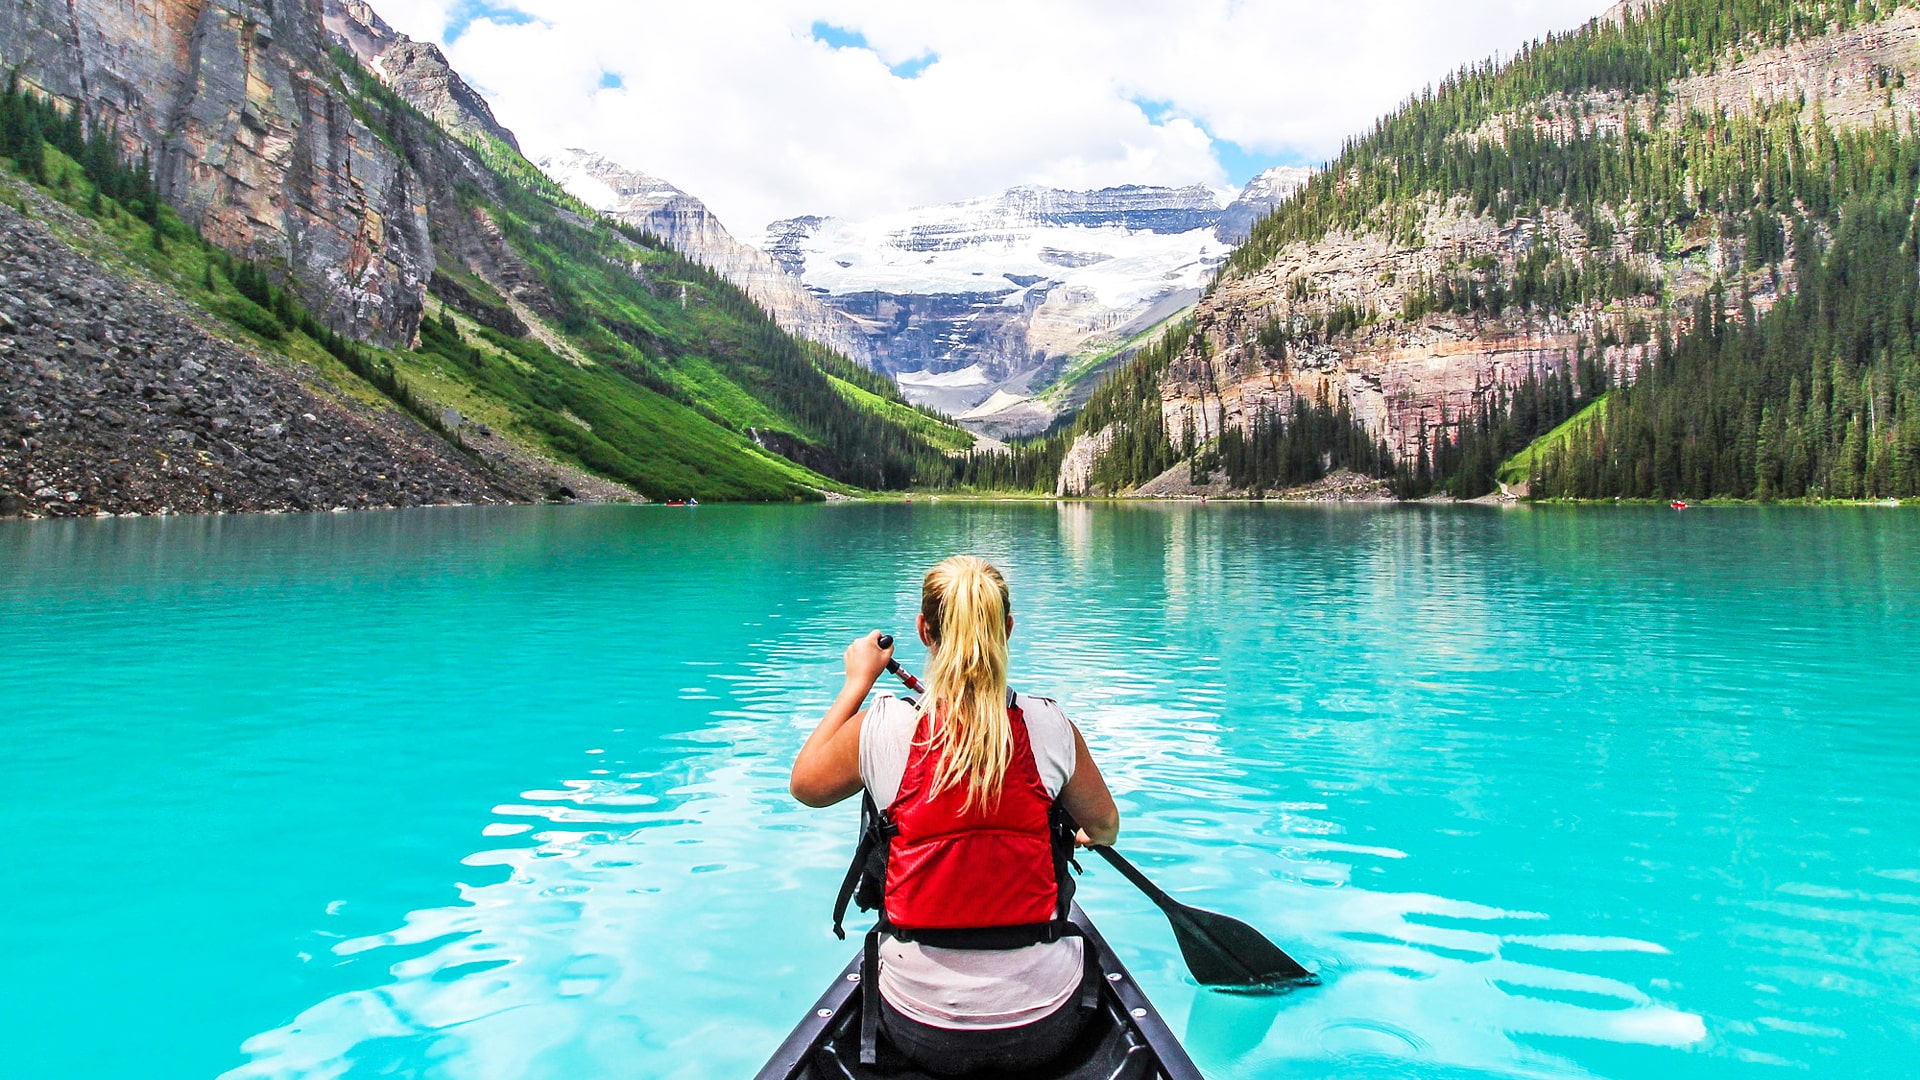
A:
1042;0;1920;501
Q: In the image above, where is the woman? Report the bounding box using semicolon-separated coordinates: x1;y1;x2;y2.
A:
790;556;1121;1075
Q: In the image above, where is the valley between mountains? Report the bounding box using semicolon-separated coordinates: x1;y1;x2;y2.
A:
3;0;1918;516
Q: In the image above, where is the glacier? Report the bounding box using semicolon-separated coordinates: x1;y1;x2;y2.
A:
759;168;1312;427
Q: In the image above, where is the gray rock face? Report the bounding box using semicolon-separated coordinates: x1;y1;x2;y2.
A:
538;149;875;366
0;0;434;346
322;0;522;153
761;216;826;277
897;184;1226;243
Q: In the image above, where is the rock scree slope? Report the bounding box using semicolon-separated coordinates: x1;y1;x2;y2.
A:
2;0;969;509
0;189;514;519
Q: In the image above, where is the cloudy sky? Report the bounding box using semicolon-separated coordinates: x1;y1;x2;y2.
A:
367;0;1605;236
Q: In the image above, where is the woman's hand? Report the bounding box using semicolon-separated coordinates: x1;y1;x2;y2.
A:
792;632;892;808
843;630;894;688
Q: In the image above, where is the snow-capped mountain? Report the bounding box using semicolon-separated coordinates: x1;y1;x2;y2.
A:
758;174;1311;420
1216;166;1315;243
539;149;874;366
759;185;1228;415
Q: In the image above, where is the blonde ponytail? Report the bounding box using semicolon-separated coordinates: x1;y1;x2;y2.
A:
919;556;1013;811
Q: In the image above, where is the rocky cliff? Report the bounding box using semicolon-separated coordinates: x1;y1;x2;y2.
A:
1063;3;1920;494
1153;202;1670;468
3;0;969;509
537;148;875;367
0;0;432;345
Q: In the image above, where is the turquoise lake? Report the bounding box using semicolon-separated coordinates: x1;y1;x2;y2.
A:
2;503;1916;1079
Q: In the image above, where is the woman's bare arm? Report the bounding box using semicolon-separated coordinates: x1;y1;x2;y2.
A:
789;631;892;807
1058;724;1120;846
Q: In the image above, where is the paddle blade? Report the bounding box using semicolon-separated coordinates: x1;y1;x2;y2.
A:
1162;897;1315;989
1090;845;1315;989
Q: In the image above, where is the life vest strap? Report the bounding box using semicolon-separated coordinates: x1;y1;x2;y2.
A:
882;919;1084;951
831;791;895;940
859;928;881;1065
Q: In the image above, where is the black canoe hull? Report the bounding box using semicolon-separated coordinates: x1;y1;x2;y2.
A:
755;905;1204;1080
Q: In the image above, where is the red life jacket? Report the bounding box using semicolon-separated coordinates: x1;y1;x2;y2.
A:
830;692;1079;950
883;700;1058;933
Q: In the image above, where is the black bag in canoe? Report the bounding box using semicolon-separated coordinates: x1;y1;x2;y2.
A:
754;904;1203;1080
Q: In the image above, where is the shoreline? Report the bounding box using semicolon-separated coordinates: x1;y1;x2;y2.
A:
5;493;1907;523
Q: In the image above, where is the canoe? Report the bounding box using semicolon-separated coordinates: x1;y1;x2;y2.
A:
755;903;1204;1080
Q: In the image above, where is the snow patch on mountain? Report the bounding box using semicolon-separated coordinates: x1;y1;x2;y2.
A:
895;365;994;389
781;213;1231;309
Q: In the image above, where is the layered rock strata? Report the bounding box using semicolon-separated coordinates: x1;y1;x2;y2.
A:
0;0;433;345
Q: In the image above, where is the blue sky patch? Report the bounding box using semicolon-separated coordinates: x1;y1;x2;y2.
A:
599;71;624;91
809;21;869;50
1133;98;1179;126
445;1;536;43
810;21;938;79
1129;97;1316;187
888;53;937;79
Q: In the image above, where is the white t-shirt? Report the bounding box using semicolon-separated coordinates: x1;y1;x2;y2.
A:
859;691;1086;1030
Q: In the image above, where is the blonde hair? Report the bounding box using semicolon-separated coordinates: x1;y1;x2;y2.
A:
919;556;1013;811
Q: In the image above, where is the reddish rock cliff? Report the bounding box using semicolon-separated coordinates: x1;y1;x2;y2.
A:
1;0;432;344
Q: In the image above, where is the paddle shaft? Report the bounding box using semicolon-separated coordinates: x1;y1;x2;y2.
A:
873;634;923;693
1091;844;1177;907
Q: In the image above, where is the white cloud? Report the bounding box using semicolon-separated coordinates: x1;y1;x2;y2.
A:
366;0;1604;235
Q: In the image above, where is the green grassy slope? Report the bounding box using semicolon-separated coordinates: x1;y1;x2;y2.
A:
1497;396;1609;488
1034;306;1196;413
325;54;972;500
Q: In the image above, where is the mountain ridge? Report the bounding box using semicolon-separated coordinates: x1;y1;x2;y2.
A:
761;172;1313;430
536;147;877;368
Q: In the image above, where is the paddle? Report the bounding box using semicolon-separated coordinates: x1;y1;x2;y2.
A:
871;634;1316;990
